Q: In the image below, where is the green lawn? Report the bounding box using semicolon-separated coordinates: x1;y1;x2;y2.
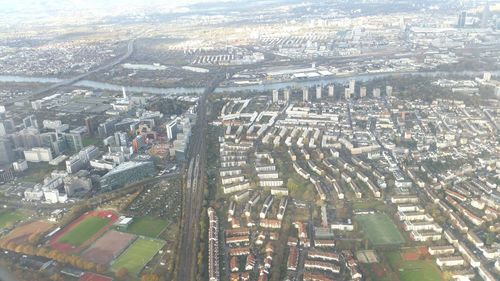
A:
387;251;442;281
355;213;405;246
17;163;58;183
0;210;26;228
122;217;167;238
58;217;109;246
111;237;165;275
352;200;386;211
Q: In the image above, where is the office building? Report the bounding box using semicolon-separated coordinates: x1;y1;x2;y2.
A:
114;132;128;147
272;89;279;103
13;160;28;172
349;79;356;94
457;11;466;28
386;86;393;96
373;88;381;98
64;170;92;196
284;89;290;101
483;72;491;82
23;115;38;129
0;123;7;137
24;147;53;162
63;133;83;153
100;161;155;191
0;138;13;165
360;86;367;98
302;87;309;102
481;4;490;28
328;85;334;97
344;88;351;99
315;86;322;100
166;120;178;140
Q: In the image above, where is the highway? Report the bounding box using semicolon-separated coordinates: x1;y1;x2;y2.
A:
176;78;220;281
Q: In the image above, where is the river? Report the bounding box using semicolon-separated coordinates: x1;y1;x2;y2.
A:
0;69;497;95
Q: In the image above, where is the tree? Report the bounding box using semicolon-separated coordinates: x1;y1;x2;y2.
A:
37;247;49;257
50;273;64;281
141;274;160;281
96;264;106;273
116;267;128;280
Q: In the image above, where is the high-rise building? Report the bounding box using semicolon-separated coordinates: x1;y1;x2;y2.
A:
0;123;6;137
41;132;65;155
272;89;279;103
360;86;367;98
11;128;41;149
481;4;490;28
23;115;38;129
302;87;309;102
284;89;290;102
100;161;155;191
483;72;491;82
166;120;178;140
373;88;381;98
0;138;13;165
114;132;128;147
97;118;118;138
344;88;351;99
457;11;466;28
315;86;322;100
349;79;356;94
63;133;83;153
386;86;393;96
328;85;334;97
85;116;98;135
24;147;53;163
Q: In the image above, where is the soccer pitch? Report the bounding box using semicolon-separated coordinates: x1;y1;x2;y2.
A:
123;216;167;238
355;213;405;246
111;237;165;275
58;217;109;246
387;251;442;281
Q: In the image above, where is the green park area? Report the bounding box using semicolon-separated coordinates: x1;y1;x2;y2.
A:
386;251;442;281
59;217;109;246
122;216;167;238
355;213;405;246
0;210;26;228
111;237;165;275
17;163;58;183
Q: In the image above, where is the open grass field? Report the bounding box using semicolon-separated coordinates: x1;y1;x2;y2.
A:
59;217;109;246
122;217;167;238
1;220;54;244
16;163;58;183
49;210;118;253
111;237;165;275
386;251;442;281
355;213;405;246
0;210;26;228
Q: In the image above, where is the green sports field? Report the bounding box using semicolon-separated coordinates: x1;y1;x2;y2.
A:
59;217;109;246
0;210;26;228
387;251;442;281
355;213;405;246
111;237;165;275
123;217;167;238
